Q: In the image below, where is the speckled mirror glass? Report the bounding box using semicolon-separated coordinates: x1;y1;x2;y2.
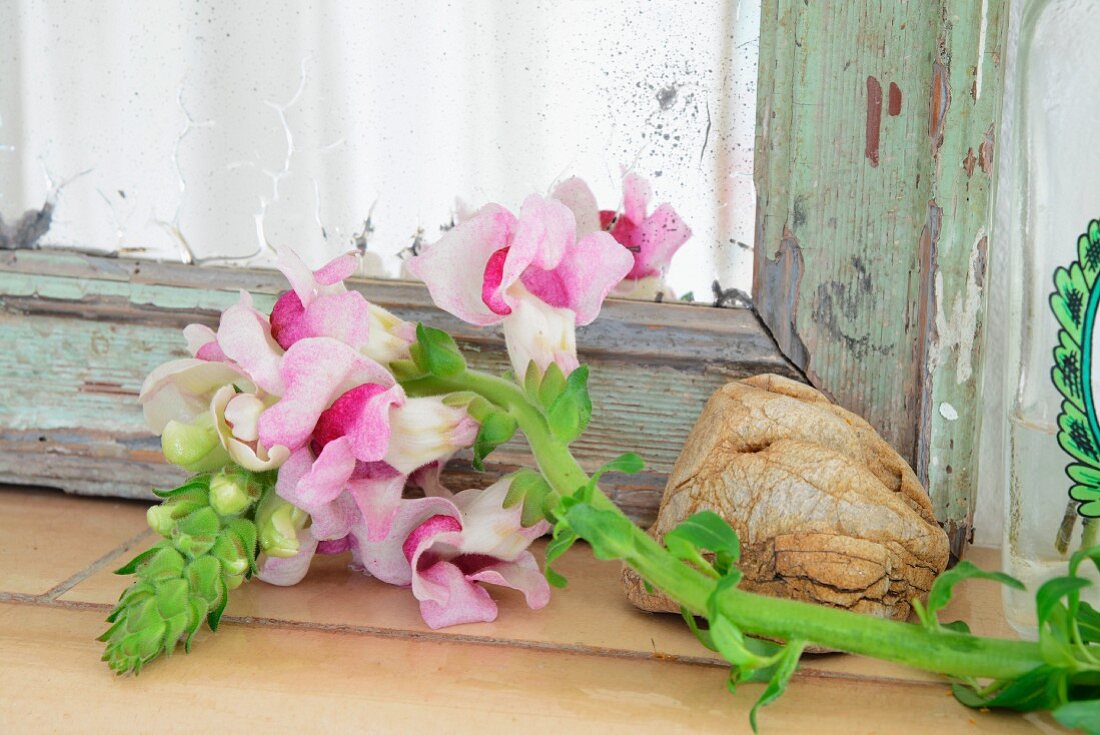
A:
0;0;760;300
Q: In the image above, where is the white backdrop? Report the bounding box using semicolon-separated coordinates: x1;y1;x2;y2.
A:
0;0;760;299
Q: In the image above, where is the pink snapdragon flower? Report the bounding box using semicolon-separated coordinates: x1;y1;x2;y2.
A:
355;477;551;629
406;194;632;377
552;173;691;299
269;249;415;366
259;337;478;543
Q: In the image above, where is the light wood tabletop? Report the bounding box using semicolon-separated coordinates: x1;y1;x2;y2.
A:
0;485;1068;734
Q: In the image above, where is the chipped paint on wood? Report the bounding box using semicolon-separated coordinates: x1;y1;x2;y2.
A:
929;61;951;157
755;0;1009;557
866;75;883;167
888;82;903;117
930;231;987;384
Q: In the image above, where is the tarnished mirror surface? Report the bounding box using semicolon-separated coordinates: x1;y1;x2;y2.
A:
0;0;759;299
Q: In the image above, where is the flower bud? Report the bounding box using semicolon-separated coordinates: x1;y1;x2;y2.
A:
208;471;252;516
211;533;250;579
146;489;209;537
257;494;309;558
161;416;229;472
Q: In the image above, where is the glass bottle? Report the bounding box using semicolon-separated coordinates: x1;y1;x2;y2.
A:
1001;0;1100;636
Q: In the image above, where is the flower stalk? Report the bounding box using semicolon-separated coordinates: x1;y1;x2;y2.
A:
401;365;1049;682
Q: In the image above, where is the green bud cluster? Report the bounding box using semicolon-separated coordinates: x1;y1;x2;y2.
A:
100;469;275;674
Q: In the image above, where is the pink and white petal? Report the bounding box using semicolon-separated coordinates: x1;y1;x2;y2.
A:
302;291;373;348
500;294;579;378
621;171;652;225
217;292;286;395
353;495;460;585
257;529;319;586
297;436;358;506
452;479;545;561
275;248;349;305
364;303;415;365
497;195;577;307
182;324;224;360
316;536;352;555
309;492;362;541
140;359;247;433
467;553;551;610
343;384;405;462
226;437;290;472
223;393;265;442
384;396;478;475
416;561;499;629
258;337;395;451
346;467;409;542
629;203;692;279
551;177;601;237
405;204;516;326
313;253;358;287
409;462;455;499
522;231;633;325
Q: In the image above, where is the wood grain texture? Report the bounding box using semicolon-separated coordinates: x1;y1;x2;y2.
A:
0;249;798;527
753;1;1008;556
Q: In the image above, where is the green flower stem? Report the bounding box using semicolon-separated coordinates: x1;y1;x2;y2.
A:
402;368;1048;682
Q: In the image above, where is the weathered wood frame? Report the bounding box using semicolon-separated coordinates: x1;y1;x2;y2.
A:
1;4;1009;557
754;0;1009;556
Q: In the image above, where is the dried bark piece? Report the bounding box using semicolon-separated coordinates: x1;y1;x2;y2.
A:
623;374;949;621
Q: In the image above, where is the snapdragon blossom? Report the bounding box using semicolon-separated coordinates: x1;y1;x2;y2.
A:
355;477;551;628
407;194;632;377
552;173;691;300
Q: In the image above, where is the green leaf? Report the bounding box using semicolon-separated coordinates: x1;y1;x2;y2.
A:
389;358;424;382
151;476;211;499
750;641;805;733
544;525;578;589
545;365;592;443
1077;602;1100;643
1054;700;1100;734
1071;545;1100;578
1036;576;1093;628
523;360;542;399
924;560;1024;621
472;410;518;471
708;614;770;670
681;608;717;652
113;544;165;575
564;502;638;562
664;511;740;575
504;470;553;528
537;362;567;407
413;323;466;377
226;518;259;575
953;666;1067;712
594;452;645;478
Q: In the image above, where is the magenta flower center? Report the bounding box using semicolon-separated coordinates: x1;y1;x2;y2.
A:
600;210;640;254
310;383;390;456
481;246;513;316
270;290;307;350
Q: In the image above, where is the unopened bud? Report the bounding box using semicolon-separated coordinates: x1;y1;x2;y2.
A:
209;472;251;516
257;495;309;558
146;489;209;538
161;417;229;472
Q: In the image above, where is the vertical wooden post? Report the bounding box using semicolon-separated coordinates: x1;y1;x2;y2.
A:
753;1;1009;557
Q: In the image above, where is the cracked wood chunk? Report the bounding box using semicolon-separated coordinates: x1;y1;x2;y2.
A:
623;373;950;621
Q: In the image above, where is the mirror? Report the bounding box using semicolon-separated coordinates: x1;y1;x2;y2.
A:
0;1;760;301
